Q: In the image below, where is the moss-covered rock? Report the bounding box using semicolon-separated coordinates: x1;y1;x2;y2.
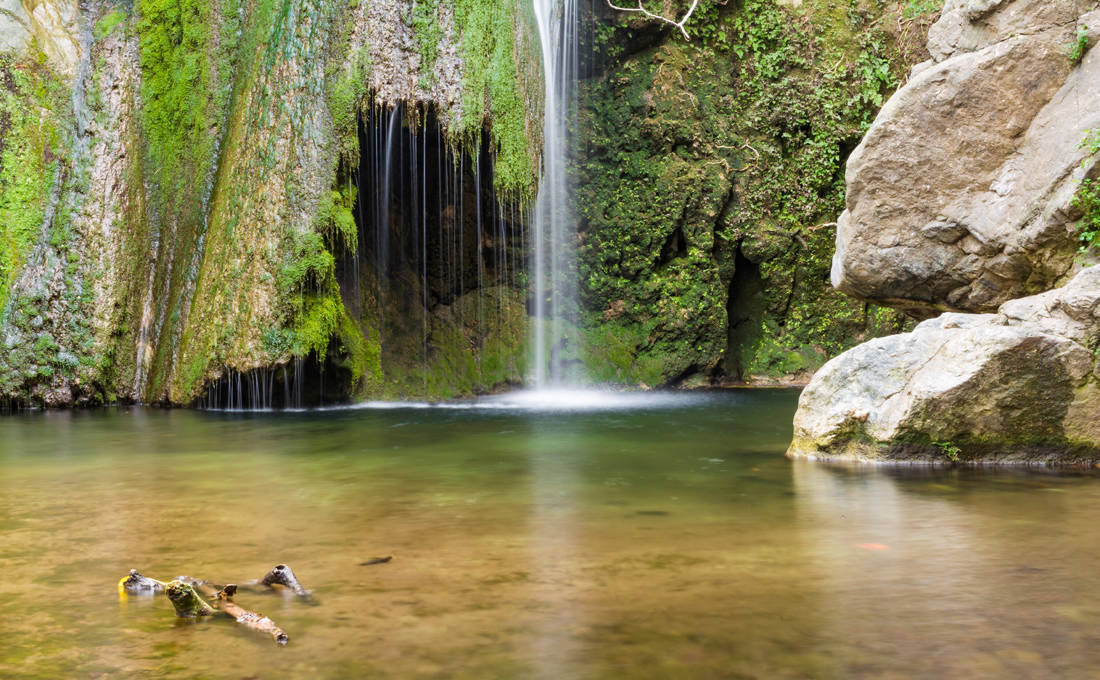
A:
575;0;933;385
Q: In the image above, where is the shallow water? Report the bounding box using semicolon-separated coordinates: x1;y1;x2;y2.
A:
2;389;1100;679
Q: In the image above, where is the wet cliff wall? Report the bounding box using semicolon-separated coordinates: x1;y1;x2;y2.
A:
0;0;540;406
0;0;938;406
574;0;937;386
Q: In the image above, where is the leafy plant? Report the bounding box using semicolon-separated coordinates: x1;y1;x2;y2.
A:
1072;178;1100;254
1066;25;1090;64
1073;129;1100;255
1081;128;1100;155
934;441;961;462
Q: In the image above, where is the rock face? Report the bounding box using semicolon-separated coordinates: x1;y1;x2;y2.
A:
0;0;80;76
792;0;1100;463
0;0;540;406
790;267;1100;463
576;0;932;387
832;0;1100;315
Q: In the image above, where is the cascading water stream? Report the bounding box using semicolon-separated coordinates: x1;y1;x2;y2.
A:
532;0;580;388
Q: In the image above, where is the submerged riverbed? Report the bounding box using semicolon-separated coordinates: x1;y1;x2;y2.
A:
2;389;1100;678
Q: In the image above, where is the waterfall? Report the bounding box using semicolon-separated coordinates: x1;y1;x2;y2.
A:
532;0;579;388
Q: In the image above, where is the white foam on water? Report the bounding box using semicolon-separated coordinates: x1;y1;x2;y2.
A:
340;388;713;413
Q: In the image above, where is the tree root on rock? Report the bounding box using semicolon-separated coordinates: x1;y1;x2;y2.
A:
119;565;310;645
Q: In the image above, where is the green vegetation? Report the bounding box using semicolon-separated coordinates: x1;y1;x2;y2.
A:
1072;179;1100;254
315;186;359;252
1067;24;1090;64
410;0;443;88
136;0;231;203
0;0;927;403
902;0;942;20
452;0;538;199
94;9;129;40
1084;128;1100;154
934;441;961;462
1073;130;1100;255
0;55;66;316
577;0;919;384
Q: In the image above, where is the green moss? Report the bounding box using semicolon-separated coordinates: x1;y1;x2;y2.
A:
94;9;129;40
136;0;225;196
577;0;920;384
452;0;538;199
328;51;370;164
315;186;358;251
0;56;67;316
411;0;443;88
902;0;942;20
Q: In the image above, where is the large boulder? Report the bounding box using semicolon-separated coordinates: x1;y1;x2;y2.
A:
789;267;1100;463
832;0;1100;316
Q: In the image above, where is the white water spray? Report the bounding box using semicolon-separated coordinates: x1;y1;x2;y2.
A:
532;0;579;388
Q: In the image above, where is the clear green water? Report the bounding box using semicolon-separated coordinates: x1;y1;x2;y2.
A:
2;389;1100;679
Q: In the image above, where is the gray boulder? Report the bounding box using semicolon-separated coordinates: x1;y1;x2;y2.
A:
789;267;1100;463
832;0;1100;315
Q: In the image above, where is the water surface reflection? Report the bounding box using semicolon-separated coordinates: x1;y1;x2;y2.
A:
1;391;1099;678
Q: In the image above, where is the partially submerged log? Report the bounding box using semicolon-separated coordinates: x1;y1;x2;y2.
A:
120;564;308;645
260;564;311;598
360;556;392;566
165;580;214;617
118;569;165;595
212;584;288;645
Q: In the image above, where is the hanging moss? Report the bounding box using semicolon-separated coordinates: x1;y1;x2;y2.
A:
452;0;538;199
136;0;241;208
410;0;443;87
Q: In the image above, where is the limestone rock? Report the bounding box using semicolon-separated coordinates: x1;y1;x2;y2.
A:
832;0;1100;315
0;1;33;56
0;0;81;77
789;267;1100;463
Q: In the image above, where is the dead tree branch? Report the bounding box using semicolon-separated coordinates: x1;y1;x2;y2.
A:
606;0;701;40
209;584;288;645
119;565;305;645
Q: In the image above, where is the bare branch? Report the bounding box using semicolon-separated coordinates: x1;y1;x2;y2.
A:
606;0;701;40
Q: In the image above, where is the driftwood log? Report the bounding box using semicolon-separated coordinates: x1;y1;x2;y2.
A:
208;584;288;644
119;565;310;645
